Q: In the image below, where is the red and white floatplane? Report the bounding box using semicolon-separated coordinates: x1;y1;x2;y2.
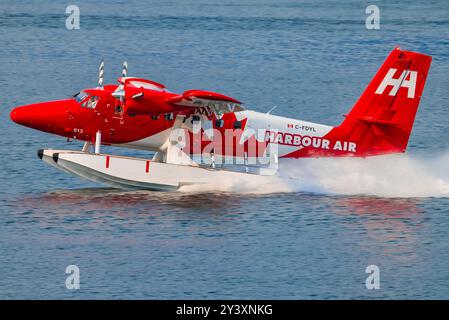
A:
10;48;431;191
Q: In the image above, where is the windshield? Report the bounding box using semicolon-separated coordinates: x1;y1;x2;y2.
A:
81;96;99;109
73;91;88;103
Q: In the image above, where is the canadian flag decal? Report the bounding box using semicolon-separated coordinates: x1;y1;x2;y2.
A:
375;68;418;98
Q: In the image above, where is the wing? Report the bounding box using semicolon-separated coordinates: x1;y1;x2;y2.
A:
113;77;244;116
166;90;245;115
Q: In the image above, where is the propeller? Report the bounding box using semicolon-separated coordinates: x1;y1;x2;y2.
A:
110;61;130;113
119;61;128;106
98;60;127;92
89;60;128;150
98;59;105;88
121;61;128;78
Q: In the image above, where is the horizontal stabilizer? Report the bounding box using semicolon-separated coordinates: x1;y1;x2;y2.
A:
358;116;401;126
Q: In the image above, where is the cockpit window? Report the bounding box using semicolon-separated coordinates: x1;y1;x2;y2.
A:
73;91;88;103
81;96;99;109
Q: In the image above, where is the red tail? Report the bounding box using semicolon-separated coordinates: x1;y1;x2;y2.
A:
334;47;432;156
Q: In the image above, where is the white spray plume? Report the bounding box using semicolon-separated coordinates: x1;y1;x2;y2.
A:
279;152;449;198
180;152;449;198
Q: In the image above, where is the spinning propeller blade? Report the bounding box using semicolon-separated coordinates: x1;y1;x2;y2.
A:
119;61;128;106
98;59;105;88
121;61;128;78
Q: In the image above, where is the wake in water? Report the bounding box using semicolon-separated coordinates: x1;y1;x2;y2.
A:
180;151;449;198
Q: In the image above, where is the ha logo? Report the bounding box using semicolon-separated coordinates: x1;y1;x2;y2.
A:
375;68;417;98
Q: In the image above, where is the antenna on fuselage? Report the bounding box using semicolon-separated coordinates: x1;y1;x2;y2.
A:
98;59;105;88
266;105;277;114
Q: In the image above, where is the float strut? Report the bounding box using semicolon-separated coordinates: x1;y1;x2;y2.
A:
95;131;102;154
82;141;91;153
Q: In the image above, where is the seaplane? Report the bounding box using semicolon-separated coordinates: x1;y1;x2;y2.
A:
10;48;431;191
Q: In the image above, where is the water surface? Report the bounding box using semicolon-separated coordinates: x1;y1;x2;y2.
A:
1;0;449;299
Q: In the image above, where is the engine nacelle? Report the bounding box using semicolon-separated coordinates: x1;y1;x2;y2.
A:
124;87;187;116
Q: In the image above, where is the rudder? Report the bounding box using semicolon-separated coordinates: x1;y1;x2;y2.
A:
335;47;432;156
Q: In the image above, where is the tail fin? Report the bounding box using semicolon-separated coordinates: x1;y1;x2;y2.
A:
336;47;432;156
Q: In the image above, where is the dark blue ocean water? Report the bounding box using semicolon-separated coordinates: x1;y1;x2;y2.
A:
1;0;449;299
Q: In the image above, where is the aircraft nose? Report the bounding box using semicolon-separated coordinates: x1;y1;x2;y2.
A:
10;104;53;130
10;107;28;125
10;99;77;133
